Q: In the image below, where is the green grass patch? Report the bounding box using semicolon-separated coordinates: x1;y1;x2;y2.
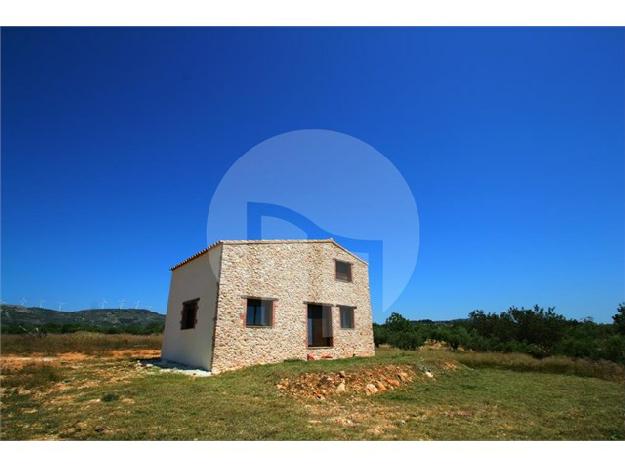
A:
1;339;623;440
2;363;64;389
375;368;624;440
398;348;625;382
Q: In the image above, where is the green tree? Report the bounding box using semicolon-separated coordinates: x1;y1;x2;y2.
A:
372;324;389;347
384;312;412;332
390;330;424;350
613;303;625;335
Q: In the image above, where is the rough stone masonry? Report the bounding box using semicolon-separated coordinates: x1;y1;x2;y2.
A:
162;240;376;373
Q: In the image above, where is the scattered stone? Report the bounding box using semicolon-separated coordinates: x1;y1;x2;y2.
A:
397;372;409;382
424;371;434;379
375;381;387;391
365;383;378;395
338;370;346;378
386;378;401;387
333;417;354;426
335;382;346;393
319;375;333;385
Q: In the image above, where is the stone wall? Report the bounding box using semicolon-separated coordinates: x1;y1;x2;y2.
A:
210;240;375;373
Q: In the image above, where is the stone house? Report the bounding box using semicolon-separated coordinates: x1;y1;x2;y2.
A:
161;239;375;373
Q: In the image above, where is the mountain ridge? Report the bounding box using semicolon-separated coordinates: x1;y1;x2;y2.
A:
1;304;165;333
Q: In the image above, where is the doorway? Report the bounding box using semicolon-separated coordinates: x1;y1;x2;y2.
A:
307;303;333;347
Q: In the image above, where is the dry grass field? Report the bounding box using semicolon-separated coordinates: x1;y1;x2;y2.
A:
1;333;623;440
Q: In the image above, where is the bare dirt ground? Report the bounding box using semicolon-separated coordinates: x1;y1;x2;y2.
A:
0;349;161;371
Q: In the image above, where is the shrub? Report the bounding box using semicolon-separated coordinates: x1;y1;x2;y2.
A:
604;335;625;363
388;330;424;350
7;364;63;389
376;303;625;365
373;324;389;347
101;393;119;402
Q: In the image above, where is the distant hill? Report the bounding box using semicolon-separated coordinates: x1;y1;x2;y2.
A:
1;304;165;334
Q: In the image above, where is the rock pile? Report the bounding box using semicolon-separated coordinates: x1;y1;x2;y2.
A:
276;364;419;400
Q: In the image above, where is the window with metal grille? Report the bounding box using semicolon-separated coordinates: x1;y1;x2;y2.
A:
180;299;199;330
339;306;355;329
246;298;273;327
335;260;352;282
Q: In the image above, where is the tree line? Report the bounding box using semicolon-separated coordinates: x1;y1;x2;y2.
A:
374;304;625;364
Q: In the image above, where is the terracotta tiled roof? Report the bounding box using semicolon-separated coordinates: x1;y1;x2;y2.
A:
170;239;366;271
169;240;223;271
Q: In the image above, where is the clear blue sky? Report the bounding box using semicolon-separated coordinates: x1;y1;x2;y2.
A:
2;27;623;322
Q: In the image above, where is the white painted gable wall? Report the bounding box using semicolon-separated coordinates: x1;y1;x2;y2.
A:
161;244;221;370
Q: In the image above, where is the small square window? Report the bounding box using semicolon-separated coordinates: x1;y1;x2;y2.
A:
335;260;352;282
339;306;355;329
180;299;199;330
246;298;273;327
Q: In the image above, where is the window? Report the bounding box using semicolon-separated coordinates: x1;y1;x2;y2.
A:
246;298;273;327
335;260;352;282
307;304;333;347
339;306;355;329
180;299;199;330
